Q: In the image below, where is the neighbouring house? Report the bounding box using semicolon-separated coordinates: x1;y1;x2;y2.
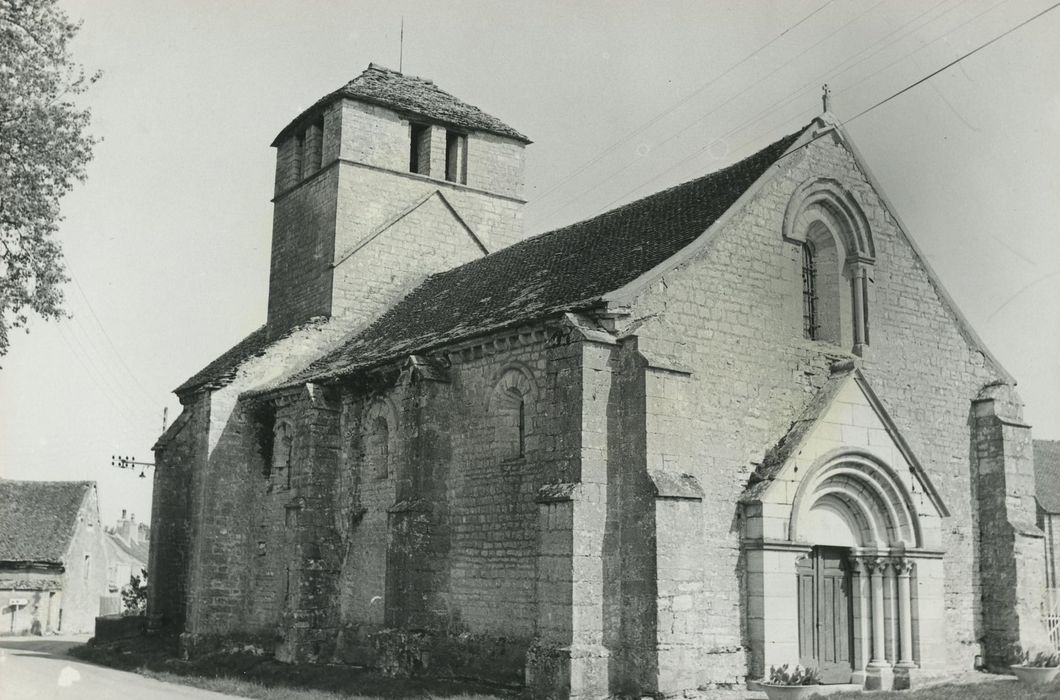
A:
1035;440;1060;588
0;480;109;634
101;510;150;614
148;64;1048;697
1036;439;1060;652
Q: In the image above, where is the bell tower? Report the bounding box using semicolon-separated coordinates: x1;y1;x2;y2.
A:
265;64;530;340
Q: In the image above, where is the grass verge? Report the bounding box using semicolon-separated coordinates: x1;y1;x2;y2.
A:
69;635;510;700
822;676;1060;700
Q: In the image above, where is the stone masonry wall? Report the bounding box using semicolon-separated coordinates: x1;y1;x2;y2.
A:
337;99;525;200
175;330;586;683
971;386;1048;666
148;398;206;633
465;131;526;198
183;392;258;637
0;571;63;635
266;167;339;338
620;132;1009;684
330;169;506;328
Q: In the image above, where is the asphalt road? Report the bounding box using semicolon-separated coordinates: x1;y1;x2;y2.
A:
0;637;240;699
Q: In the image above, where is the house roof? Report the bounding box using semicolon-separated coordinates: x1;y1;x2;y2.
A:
0;481;93;565
285;127;803;385
103;532;149;567
1035;439;1060;513
272;63;529;146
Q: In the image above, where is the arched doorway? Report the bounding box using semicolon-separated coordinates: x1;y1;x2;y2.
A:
744;448;945;688
741;368;949;689
790;455;921;685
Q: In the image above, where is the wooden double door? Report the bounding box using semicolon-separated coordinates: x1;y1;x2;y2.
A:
797;546;854;683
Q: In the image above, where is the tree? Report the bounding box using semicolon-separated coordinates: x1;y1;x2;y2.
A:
121;568;148;615
0;0;98;357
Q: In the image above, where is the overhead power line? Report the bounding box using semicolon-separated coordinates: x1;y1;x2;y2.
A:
846;0;1059;121
585;0;967;216
69;273;155;405
534;0;888;225
594;0;1056;217
531;0;837;207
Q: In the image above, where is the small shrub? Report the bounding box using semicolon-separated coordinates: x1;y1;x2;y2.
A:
768;663;821;685
1010;644;1060;668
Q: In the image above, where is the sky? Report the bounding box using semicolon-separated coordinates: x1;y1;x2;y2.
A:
0;0;1057;526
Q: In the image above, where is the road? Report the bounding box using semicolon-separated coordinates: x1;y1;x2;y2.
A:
0;637;240;699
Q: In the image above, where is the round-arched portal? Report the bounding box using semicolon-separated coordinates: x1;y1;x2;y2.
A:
800;494;863;548
790;453;921;549
745;450;942;686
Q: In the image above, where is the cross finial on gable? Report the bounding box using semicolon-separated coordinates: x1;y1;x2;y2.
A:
822;84;832;113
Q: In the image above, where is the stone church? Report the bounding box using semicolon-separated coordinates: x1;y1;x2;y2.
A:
148;64;1047;697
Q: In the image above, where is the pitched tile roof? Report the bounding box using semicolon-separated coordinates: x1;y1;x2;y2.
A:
273;63;529;146
289;127;803;384
0;481;93;564
1035;439;1060;513
175;324;269;395
179;126;802;397
104;532;149;567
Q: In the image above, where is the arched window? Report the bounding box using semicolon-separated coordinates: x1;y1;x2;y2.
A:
366;416;390;479
361;400;396;482
494;387;526;459
507;387;526;458
272;421;294;489
490;366;536;461
801;242;818;340
784;178;876;354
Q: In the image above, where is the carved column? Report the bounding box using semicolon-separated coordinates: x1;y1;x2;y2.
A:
849;260;871;356
865;557;895;690
869;558;888;665
896;559;916;667
851;556;872;676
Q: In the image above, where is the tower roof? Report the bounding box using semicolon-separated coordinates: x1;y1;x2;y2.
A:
272;63;530;146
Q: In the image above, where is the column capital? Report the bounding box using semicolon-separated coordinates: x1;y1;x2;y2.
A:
893;558;915;576
861;556;889;574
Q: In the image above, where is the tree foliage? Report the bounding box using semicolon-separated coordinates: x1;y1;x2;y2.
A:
121;568;148;615
0;0;97;356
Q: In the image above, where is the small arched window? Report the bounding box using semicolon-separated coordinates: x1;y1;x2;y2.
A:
510;388;526;458
494;387;526;459
272;421;294;489
366;416;390;480
801;242;818;340
490;366;536;461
